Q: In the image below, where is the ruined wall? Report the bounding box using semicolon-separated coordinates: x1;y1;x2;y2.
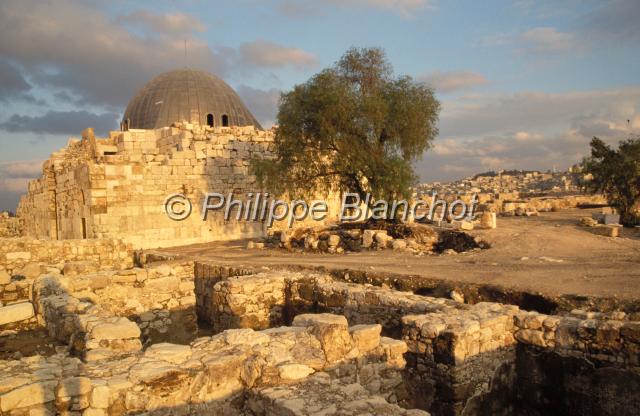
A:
17;123;342;250
17;136;97;240
18;124;273;249
0;213;20;238
62;260;198;345
0;237;132;275
0;313;417;416
194;266;640;416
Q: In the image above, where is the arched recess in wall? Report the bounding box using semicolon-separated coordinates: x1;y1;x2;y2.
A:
221;114;229;127
206;113;214;127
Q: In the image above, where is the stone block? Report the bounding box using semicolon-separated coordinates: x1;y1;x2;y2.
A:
63;260;100;277
349;324;382;353
144;343;192;364
144;275;180;292
14;262;45;279
0;381;57;412
277;364;315;381
0;302;35;326
56;377;92;398
391;239;407;250
0;268;10;285
90;318;140;341
480;212;497;229
327;234;340;248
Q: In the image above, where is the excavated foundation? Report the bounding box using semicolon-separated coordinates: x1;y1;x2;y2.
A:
0;238;639;415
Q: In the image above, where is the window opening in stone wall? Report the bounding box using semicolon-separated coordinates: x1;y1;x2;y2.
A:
207;113;214;127
222;114;229;127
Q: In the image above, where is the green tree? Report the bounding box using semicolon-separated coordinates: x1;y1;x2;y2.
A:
251;47;440;208
582;137;640;226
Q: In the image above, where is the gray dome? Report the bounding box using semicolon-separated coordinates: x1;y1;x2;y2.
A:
121;68;262;130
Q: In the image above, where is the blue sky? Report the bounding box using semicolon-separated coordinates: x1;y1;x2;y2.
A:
0;0;639;211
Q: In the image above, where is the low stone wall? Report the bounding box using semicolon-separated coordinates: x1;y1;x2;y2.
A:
0;213;20;238
499;194;607;215
0;238;133;331
0;314;421;415
0;238;133;275
64;260;198;344
33;274;143;361
194;266;640;415
514;310;640;366
401;304;519;414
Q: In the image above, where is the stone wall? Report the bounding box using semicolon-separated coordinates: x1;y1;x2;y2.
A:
193;265;640;416
0;238;132;275
0;213;19;238
513;309;640;366
0;314;421;416
17;124;341;250
62;260;198;345
0;238;133;331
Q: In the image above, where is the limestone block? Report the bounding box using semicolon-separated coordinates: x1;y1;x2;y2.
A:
144;343;192;364
63;260;100;277
0;268;10;285
277;364;315;381
391;239;407;250
6;251;31;261
223;328;271;346
591;225;620;238
514;329;546;347
144;275;180;292
0;380;57;412
292;314;348;328
327;234;340;248
56;376;92;398
14;262;45;279
362;230;376;248
293;314;352;363
349;324;382;353
0;302;35;326
90;318;140;341
480;212;497;229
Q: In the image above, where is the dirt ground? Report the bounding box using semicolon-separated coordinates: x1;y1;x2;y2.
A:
155;208;640;301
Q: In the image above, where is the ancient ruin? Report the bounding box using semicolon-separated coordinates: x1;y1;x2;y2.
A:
2;67;639;416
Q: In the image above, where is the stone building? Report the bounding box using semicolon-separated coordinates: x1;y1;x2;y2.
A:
16;69;334;249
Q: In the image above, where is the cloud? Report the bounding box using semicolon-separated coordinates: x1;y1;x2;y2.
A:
1;161;42;178
581;0;640;42
0;59;45;104
0;160;43;212
238;40;319;70
439;87;640;138
277;0;431;18
0;1;228;110
117;10;206;35
0;1;318;111
236;85;281;128
0;110;119;136
416;86;640;182
418;70;488;93
519;27;575;54
0;60;31;100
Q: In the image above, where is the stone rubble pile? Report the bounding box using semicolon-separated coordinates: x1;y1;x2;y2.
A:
250;223;490;255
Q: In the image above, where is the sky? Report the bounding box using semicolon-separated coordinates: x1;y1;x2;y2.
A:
0;0;639;211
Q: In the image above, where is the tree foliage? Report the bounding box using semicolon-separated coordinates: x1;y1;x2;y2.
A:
251;47;440;205
582;137;640;226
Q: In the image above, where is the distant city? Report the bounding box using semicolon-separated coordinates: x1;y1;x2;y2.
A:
416;165;586;197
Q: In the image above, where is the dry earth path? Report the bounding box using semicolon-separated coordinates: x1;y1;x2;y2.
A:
155;209;640;300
